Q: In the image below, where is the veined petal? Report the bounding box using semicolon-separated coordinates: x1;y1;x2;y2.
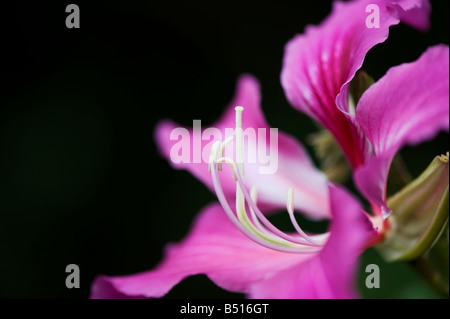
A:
248;185;375;298
90;203;314;298
91;186;375;299
355;45;449;213
281;0;402;168
155;75;330;218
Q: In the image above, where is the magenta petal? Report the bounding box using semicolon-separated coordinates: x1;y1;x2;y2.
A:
391;0;431;31
154;75;330;218
281;0;402;167
355;45;449;212
91;187;374;299
90;203;313;298
249;185;375;298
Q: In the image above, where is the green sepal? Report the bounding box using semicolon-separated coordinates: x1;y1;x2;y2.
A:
377;153;449;262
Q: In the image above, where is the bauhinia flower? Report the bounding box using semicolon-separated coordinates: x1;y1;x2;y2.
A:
90;0;448;298
91;76;375;299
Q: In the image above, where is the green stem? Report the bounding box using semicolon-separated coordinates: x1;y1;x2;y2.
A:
409;229;449;297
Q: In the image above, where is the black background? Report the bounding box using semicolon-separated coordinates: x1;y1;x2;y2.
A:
0;0;448;298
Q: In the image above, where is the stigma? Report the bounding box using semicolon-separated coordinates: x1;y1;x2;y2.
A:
208;106;329;253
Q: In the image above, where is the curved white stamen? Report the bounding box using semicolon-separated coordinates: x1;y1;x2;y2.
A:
218;156;315;245
249;186;263;229
233;164;324;246
216;157;238;180
208;141;222;173
248;186;282;240
220;135;236;156
250;186;258;205
218;135;236;171
207;106;329;253
236;110;318;246
210;160;320;253
235;106;244;179
287;188;324;246
235;107;247;231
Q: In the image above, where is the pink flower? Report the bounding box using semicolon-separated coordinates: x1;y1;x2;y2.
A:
90;0;446;299
281;0;448;218
91;74;374;298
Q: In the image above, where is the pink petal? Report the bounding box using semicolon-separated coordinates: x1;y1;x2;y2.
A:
155;74;330;218
90;203;314;298
281;0;431;168
354;45;449;213
249;185;375;299
281;0;402;168
91;186;374;299
390;0;431;31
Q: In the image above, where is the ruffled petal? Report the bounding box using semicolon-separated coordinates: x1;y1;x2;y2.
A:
281;0;403;167
281;0;432;168
91;186;374;299
248;185;375;298
354;45;449;213
90;203;314;298
155;75;330;218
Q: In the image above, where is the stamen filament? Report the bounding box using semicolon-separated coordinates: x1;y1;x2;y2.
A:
235;107;247;234
233;164;325;247
218;135;236;171
249;187;273;237
207;106;328;254
210;160;320;253
287;188;325;246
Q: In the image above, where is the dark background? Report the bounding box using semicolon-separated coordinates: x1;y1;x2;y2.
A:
0;0;448;298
